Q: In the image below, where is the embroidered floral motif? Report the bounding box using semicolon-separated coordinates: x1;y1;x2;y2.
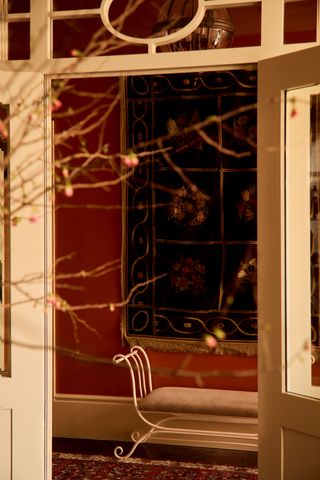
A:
237;257;257;287
166;110;203;151
168;184;209;226
233;113;257;143
236;184;256;223
170;256;207;296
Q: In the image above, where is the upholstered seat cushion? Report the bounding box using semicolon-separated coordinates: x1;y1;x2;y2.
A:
139;387;258;418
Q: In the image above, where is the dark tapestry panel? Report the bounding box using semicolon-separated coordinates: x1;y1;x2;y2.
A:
122;69;257;354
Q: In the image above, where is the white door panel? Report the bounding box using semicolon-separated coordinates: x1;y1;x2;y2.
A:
0;72;51;479
258;45;320;479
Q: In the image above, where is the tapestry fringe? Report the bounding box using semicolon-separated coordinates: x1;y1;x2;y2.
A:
124;335;257;356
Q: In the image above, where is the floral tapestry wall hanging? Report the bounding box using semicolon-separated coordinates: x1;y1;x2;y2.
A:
121;69;257;355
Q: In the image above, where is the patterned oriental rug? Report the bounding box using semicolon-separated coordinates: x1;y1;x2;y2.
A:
52;452;258;479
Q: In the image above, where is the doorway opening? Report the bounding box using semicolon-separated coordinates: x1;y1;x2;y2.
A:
52;71;258;447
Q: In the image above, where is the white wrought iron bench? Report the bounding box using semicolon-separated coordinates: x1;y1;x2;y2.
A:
113;346;258;459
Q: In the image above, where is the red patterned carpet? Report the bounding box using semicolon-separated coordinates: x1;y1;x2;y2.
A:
52;452;258;479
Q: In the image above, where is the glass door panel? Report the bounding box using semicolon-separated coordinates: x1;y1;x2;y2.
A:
0;149;4;372
286;85;320;397
310;92;320;386
0;104;10;376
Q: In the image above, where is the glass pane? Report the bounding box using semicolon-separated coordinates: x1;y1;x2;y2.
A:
52;17;146;57
8;0;30;13
0;105;10;376
311;94;320;386
110;0;166;41
0;149;4;373
228;5;261;48
8;21;30;60
53;0;101;9
284;0;317;44
52;1;260;56
110;0;261;51
286;86;320;399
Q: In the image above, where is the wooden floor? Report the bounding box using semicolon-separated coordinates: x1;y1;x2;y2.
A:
52;438;258;468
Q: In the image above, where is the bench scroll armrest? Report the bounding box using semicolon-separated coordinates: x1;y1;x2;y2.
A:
113;346;153;407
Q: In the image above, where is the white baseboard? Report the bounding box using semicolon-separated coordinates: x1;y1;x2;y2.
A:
53;394;258;452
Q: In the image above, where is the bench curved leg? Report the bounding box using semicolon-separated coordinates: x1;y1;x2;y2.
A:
115;409;258;460
114;427;156;460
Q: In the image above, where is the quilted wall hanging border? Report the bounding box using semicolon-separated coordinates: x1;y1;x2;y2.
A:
121;68;257;355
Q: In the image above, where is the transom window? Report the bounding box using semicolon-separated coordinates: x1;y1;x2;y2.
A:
0;0;318;62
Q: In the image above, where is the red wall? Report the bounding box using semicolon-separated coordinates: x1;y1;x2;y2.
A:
55;180;258;395
54;75;257;397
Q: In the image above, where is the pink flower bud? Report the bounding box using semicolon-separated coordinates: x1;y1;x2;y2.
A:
47;295;61;309
29;214;40;223
0;120;8;139
64;185;74;197
70;49;82;57
203;334;217;349
51;99;63;112
123;155;139;167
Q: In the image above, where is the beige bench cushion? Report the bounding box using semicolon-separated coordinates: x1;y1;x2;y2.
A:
139;387;258;418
